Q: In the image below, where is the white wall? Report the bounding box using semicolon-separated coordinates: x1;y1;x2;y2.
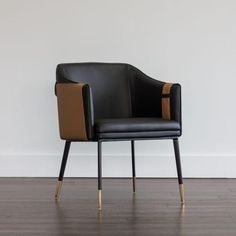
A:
0;0;236;177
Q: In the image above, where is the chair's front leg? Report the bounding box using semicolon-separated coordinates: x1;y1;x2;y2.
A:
131;140;136;193
173;138;185;205
55;141;71;201
98;141;102;210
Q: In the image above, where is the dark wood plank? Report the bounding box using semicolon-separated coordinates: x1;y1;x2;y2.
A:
0;178;236;235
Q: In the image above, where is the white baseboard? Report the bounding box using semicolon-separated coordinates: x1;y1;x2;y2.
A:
0;153;235;178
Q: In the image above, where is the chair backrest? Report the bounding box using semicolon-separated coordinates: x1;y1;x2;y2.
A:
56;63;132;119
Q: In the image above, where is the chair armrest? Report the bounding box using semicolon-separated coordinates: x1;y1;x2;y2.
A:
56;83;94;141
162;83;182;125
130;67;181;131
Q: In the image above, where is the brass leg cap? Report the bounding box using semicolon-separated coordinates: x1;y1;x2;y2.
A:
179;184;185;205
98;190;102;211
55;181;62;201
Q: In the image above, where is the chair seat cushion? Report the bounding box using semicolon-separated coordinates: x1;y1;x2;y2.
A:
94;117;181;139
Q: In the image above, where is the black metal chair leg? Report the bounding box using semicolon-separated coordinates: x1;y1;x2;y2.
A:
173;138;185;205
98;141;102;210
131;140;136;193
55;141;71;201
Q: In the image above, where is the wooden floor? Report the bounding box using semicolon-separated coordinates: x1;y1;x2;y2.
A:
0;178;236;235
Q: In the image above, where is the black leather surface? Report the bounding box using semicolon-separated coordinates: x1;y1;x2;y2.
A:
129;67;164;118
57;63;132;119
95;130;181;139
56;63;182;141
95;118;180;133
82;84;94;139
94;117;180;139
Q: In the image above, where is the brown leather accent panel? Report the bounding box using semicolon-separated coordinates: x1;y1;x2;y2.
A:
162;83;173;120
56;83;88;140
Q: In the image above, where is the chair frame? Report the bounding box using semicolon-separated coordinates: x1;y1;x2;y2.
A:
55;137;184;210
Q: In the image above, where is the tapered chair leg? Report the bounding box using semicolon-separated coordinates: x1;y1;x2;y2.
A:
98;141;102;210
55;141;71;201
173;138;185;205
131;140;136;193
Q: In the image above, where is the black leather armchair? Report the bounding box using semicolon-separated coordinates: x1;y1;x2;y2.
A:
55;63;184;210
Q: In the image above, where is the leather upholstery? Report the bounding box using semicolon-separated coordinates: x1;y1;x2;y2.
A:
162;83;173;120
94;118;180;139
56;63;132;119
95;130;181;139
56;83;93;140
56;63;182;141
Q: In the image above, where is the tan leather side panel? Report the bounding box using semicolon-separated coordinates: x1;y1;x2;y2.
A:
56;83;88;140
162;83;173;120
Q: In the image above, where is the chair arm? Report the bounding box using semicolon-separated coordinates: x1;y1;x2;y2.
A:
56;83;94;141
162;83;182;125
130;67;181;129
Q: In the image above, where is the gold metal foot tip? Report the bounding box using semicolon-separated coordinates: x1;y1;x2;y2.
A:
55;181;62;201
98;190;102;211
179;184;185;205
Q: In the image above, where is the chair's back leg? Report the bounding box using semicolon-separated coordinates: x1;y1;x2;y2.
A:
98;141;102;210
173;138;185;205
55;141;71;201
131;140;136;193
